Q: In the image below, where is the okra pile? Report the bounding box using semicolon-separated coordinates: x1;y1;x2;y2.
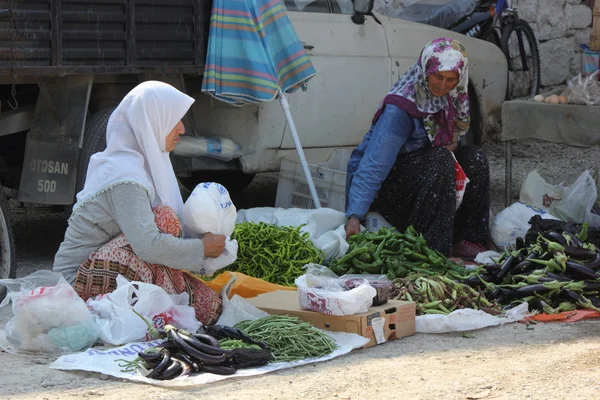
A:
390;274;503;316
116;325;274;381
327;226;468;280
468;227;600;314
224;222;324;286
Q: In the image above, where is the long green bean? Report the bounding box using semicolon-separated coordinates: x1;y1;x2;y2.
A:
234;315;337;362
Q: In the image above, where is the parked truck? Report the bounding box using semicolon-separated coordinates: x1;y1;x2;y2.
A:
0;0;508;299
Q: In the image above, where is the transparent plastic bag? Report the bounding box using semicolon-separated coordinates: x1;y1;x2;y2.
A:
550;170;600;227
0;271;99;353
295;264;376;316
172;136;242;162
563;71;600;105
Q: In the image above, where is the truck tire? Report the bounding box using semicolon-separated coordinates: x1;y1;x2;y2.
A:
0;181;16;303
75;108;113;194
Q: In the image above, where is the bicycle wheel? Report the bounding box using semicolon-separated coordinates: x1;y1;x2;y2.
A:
500;19;541;99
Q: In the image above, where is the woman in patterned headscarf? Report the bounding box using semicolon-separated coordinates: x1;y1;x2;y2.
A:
344;38;491;259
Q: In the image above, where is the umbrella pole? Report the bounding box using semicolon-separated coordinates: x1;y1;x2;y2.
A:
278;91;322;209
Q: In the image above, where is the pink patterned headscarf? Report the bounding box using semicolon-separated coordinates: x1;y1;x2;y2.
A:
372;38;470;146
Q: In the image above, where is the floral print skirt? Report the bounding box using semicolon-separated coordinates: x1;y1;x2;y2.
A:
372;145;491;256
73;205;222;326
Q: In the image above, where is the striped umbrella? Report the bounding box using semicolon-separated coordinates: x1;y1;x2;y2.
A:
202;0;322;207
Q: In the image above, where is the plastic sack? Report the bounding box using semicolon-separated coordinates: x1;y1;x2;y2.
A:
520;170;564;210
452;153;469;210
490;202;560;249
172;136;242;162
550;170;600;227
520;169;600;227
236;207;349;261
563;70;600;105
416;302;530;333
182;182;238;276
200;271;295;299
86;275;201;345
295;264;376;316
0;270;99;353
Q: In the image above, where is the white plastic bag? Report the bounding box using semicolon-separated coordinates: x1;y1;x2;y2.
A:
490;202;560;249
415;302;530;334
550;170;600;227
0;271;99;353
295;264;376;316
520;169;600;227
520;170;564;210
182;182;238;275
86;275;201;345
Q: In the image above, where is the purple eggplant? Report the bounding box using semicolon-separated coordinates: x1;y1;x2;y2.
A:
565;261;598;280
497;255;517;280
563;246;596;260
543;231;567;246
507;284;552;300
545;272;572;282
585;253;600;270
563;231;584;247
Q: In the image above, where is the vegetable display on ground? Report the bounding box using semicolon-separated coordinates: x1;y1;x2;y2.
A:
327;226;468;279
390;274;503;316
465;226;600;314
235;315;337;362
221;222;324;286
115;324;273;380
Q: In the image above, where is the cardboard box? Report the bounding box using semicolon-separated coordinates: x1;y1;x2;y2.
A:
247;290;416;348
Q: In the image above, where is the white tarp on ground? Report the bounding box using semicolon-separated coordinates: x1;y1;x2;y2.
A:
50;331;369;387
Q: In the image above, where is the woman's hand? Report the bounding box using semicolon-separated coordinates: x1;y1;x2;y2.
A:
345;217;361;239
202;233;226;258
445;142;457;152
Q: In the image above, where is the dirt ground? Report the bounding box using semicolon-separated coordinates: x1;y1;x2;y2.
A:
2;139;600;399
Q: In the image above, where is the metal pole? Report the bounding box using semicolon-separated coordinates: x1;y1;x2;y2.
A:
505;140;513;208
278;91;322;209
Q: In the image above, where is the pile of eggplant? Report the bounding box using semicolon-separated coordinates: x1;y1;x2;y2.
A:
466;229;600;314
118;325;273;381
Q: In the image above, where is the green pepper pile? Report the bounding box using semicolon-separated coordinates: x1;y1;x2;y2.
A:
327;226;467;280
223;222;324;286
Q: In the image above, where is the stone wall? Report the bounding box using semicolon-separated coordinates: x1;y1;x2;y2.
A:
374;0;594;88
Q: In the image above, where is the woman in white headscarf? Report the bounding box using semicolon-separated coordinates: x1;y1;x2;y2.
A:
53;81;225;325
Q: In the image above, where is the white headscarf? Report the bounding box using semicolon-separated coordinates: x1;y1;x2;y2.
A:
74;81;195;217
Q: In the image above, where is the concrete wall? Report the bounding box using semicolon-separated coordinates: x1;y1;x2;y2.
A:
375;0;594;88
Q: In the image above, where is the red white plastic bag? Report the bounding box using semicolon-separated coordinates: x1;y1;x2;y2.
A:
452;153;470;210
295;264;376;316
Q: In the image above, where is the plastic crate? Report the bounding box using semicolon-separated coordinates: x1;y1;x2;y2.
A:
275;149;351;212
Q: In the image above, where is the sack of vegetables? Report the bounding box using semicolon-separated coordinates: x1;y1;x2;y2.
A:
295;264;376;316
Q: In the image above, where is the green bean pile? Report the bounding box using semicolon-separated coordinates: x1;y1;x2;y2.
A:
225;222;324;286
234;315;337;362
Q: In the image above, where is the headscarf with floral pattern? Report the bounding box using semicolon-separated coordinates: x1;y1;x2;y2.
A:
372;37;470;147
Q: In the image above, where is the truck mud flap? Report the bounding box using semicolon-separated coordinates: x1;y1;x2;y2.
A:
18;76;93;205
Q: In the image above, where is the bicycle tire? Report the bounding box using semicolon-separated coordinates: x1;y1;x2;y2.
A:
500;19;541;99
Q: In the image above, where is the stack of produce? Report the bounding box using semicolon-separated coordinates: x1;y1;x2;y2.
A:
467;228;600;314
390;274;503;316
235;315;337;362
222;222;324;286
116;325;273;380
327;226;468;280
